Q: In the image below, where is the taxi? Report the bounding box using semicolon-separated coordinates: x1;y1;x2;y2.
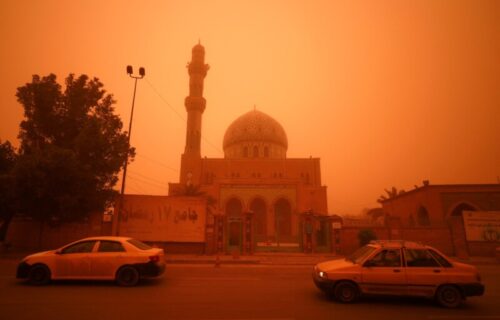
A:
313;240;484;308
17;236;165;286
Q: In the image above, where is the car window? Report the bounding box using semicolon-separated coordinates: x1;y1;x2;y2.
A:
98;241;126;253
428;249;453;267
127;239;152;250
61;241;97;254
404;249;440;267
365;249;401;267
346;245;377;264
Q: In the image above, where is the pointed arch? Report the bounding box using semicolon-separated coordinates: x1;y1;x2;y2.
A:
417;206;430;226
250;197;267;236
225;197;243;217
450;202;479;217
275;198;292;237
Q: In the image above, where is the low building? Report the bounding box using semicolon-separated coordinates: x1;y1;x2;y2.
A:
379;182;500;257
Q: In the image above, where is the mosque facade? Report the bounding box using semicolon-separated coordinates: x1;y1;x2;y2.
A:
164;42;331;254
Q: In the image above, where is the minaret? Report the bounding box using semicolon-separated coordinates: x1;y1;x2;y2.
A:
180;42;209;185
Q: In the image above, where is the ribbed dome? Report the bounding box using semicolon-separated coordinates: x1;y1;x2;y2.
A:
223;110;288;159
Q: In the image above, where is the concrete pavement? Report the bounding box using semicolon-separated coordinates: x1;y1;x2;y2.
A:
1;249;497;266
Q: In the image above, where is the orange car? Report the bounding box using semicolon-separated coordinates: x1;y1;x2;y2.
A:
17;236;165;286
313;240;484;308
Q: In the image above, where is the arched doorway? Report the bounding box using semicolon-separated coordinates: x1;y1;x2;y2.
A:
274;198;292;244
250;198;267;241
451;203;477;217
226;198;243;252
417;206;431;226
449;203;477;258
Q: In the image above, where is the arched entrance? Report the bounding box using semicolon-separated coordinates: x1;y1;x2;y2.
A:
226;198;243;252
274;198;292;244
417;206;431;226
449;203;477;258
250;198;267;242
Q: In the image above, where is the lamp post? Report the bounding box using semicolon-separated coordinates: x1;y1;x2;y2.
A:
116;65;145;235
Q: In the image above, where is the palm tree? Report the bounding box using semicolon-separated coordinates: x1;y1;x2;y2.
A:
377;187;405;203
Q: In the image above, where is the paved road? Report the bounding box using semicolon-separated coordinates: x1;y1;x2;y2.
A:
0;259;499;320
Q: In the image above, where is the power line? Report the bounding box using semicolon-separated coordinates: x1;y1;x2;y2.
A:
145;78;186;122
136;153;178;172
129;169;169;185
144;78;223;155
128;174;168;190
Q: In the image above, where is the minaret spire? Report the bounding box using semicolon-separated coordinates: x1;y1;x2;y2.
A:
180;42;210;185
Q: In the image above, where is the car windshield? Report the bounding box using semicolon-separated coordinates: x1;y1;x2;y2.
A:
127;238;153;250
346;245;377;264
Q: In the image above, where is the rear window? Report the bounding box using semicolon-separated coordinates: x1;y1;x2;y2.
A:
428;249;453;267
98;241;126;252
127;239;152;250
404;249;440;267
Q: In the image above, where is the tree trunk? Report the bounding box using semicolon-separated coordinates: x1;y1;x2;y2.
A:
0;212;14;243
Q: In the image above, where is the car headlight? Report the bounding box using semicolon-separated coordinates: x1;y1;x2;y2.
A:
318;271;327;279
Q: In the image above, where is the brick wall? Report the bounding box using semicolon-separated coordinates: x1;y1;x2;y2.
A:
6;212;104;251
338;226;454;256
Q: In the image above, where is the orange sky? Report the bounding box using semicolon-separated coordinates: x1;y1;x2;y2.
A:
1;0;499;216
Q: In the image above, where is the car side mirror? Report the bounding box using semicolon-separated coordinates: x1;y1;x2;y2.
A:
55;250;62;255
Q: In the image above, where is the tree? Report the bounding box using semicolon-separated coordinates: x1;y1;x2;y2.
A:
0;140;17;242
13;74;133;227
377;186;405;203
358;229;377;247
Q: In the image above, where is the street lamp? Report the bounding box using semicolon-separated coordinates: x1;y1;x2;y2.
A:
116;65;145;235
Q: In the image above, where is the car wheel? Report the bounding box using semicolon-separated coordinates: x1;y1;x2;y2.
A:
436;285;463;308
28;264;51;286
116;266;139;287
334;281;359;303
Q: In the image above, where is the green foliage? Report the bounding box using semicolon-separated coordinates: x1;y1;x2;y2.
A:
0;140;18;241
13;73;134;223
358;229;377;247
377;186;405;203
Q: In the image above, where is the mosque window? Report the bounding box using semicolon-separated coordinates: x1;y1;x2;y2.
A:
253;146;259;157
417;206;431;226
264;146;269;157
243;147;248;157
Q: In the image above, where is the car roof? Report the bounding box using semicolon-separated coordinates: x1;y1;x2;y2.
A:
75;236;133;242
369;240;431;249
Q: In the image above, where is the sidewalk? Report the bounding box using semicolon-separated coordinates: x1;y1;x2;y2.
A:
1;250;497;266
165;253;341;266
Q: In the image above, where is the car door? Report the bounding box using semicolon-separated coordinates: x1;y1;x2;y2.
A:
90;240;128;279
53;240;97;279
360;248;407;295
404;248;449;298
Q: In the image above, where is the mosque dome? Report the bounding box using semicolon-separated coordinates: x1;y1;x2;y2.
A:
223;110;288;159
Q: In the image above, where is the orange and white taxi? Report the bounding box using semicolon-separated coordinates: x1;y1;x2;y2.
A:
17;236;165;286
313;240;484;308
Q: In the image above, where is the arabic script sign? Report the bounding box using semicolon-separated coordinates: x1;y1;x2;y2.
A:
117;195;206;242
462;211;500;242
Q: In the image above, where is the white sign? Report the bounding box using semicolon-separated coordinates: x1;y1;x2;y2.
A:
117;195;206;242
462;211;500;242
332;222;342;229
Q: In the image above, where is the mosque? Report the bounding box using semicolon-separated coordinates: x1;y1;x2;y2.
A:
6;43;498;256
161;42;331;254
